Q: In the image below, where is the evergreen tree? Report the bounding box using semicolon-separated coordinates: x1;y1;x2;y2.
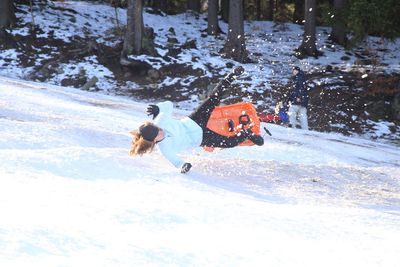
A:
346;0;400;43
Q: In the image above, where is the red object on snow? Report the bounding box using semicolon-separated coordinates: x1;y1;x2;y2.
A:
258;113;281;123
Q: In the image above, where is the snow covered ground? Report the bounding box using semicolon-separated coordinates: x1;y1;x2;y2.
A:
1;77;399;267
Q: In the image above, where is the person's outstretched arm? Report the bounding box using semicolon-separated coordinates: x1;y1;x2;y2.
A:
146;101;174;120
157;139;192;173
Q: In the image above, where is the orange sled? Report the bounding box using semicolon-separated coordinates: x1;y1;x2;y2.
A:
204;102;261;152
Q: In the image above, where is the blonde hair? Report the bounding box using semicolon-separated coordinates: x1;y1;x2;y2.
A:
129;122;157;156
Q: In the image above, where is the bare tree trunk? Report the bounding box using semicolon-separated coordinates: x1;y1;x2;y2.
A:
265;0;274;21
297;0;319;58
329;0;347;46
29;0;36;31
221;0;229;22
0;0;15;43
187;0;201;12
255;0;261;20
0;0;16;29
122;0;143;57
220;0;248;63
293;0;304;24
207;0;219;35
150;0;167;12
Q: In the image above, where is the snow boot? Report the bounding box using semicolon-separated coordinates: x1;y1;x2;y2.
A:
248;132;264;146
242;128;264;146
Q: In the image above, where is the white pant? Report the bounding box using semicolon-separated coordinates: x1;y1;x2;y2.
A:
288;104;309;130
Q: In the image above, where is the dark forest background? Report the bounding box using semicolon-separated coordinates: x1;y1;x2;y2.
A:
1;0;400;141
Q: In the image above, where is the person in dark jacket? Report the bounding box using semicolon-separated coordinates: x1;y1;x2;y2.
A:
288;66;309;130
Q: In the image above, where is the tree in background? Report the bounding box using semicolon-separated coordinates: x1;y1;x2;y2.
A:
221;0;229;22
255;0;261;20
148;0;168;12
345;0;400;44
0;0;16;39
329;0;347;46
274;0;296;22
244;0;256;20
207;0;220;35
121;0;143;58
296;0;320;58
187;0;201;12
292;0;304;24
220;0;248;62
265;0;274;21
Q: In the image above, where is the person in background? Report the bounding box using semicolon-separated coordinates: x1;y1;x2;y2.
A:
129;67;264;174
275;101;290;125
258;101;289;126
288;66;309;130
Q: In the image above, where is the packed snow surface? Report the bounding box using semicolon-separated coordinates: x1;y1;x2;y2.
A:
0;76;399;267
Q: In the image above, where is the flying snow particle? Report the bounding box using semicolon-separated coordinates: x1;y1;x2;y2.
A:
362;74;368;79
309;8;313;12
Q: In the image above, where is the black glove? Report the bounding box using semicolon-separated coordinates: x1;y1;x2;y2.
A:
181;163;192;174
146;104;160;119
233;66;244;76
225;66;244;83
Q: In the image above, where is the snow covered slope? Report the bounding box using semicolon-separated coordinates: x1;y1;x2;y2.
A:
0;77;399;267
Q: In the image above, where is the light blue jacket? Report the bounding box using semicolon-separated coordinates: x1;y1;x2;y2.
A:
154;101;203;169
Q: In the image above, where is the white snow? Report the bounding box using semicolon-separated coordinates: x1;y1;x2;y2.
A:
49;56;116;92
1;76;399;267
